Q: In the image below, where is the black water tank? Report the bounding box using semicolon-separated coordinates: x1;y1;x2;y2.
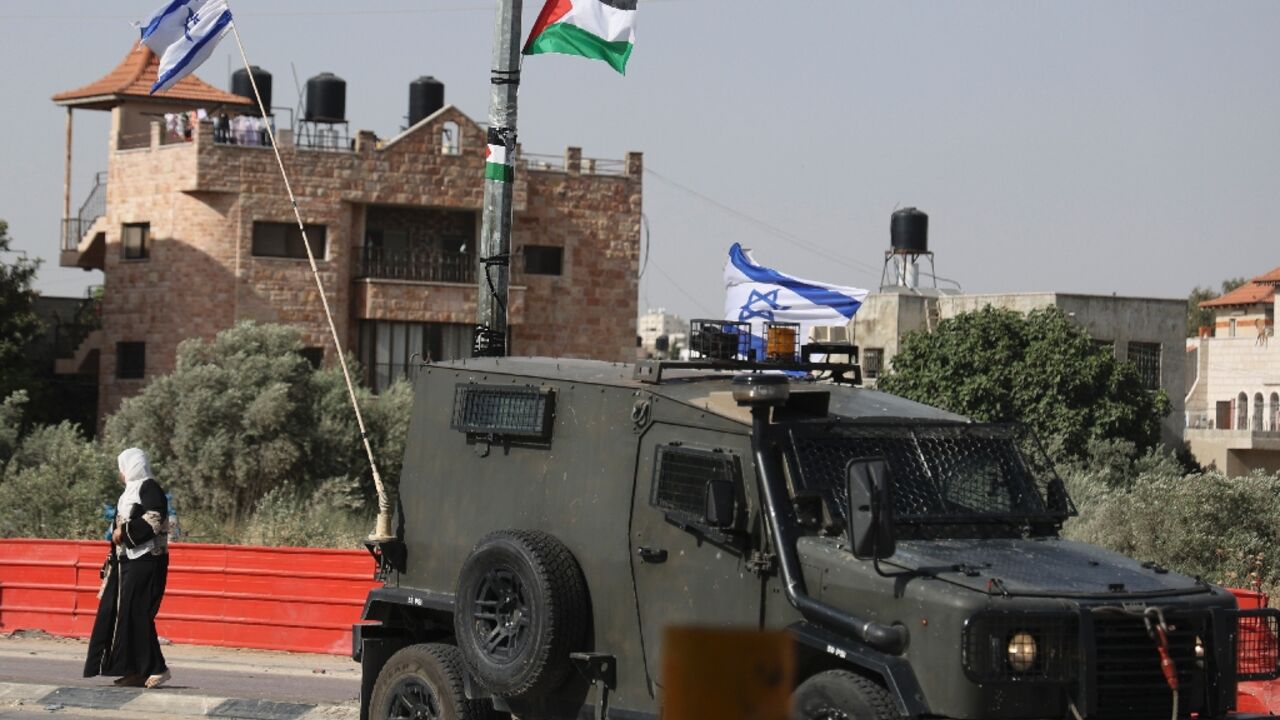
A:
230;66;271;113
890;208;928;254
409;76;445;126
305;72;346;123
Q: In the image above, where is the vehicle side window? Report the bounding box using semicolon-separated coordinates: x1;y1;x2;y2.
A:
651;445;742;537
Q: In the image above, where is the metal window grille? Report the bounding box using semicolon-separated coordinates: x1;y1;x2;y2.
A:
652;446;738;520
451;384;553;439
1126;342;1162;390
862;348;884;379
785;422;1074;525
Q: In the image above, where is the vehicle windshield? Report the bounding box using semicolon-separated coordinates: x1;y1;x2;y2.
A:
784;421;1074;527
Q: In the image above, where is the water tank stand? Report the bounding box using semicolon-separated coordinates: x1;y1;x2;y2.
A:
295;120;351;151
879;250;937;290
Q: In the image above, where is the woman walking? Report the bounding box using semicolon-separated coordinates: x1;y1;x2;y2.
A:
83;448;171;689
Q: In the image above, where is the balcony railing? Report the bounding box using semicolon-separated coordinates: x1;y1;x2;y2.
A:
356;247;476;284
61;172;107;251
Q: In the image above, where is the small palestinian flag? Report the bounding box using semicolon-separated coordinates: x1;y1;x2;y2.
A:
523;0;636;75
486;143;513;182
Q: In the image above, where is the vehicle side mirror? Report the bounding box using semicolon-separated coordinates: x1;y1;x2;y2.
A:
704;479;736;529
846;458;896;560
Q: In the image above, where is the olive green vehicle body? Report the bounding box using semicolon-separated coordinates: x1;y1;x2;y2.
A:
356;357;1265;720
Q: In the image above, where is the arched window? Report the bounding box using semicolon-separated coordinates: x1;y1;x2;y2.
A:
441;121;461;156
1271;392;1279;432
1253;393;1265;431
1236;392;1249;430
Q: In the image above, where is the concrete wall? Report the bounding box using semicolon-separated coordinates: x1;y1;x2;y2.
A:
93;103;640;419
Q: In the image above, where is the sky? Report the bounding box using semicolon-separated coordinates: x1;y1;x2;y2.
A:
1;0;1277;322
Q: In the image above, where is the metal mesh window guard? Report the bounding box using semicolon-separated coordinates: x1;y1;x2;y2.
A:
451;384;553;439
653;446;739;520
1237;609;1280;681
785;422;1074;525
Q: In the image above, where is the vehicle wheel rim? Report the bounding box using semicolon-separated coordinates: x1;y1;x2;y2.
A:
812;710;849;720
386;677;441;720
472;566;531;662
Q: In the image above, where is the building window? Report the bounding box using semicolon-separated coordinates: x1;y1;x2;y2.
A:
117;342;145;379
122;223;150;260
1237;391;1249;430
441;121;461;156
1127;342;1161;390
299;347;324;369
358;321;473;392
862;348;884;379
252;222;327;259
523;245;563;276
1229;319;1237;338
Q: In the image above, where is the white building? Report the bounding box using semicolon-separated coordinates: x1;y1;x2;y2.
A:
1185;267;1280;474
637;308;686;359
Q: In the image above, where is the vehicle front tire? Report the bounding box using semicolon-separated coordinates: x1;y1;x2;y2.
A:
369;643;490;720
454;529;588;700
792;670;903;720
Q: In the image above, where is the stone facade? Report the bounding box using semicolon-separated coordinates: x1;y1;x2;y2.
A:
78;104;641;419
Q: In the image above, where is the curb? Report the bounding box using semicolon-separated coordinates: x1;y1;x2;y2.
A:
0;682;359;720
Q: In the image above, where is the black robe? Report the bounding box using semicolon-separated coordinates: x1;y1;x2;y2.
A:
83;478;169;678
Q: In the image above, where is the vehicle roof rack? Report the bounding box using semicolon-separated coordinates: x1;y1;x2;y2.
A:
633;348;862;386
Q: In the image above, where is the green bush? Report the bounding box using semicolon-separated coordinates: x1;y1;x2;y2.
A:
1062;441;1280;592
0;421;117;539
878;307;1171;459
103;321;412;524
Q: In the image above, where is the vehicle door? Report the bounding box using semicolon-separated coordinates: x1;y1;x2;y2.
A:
629;422;763;694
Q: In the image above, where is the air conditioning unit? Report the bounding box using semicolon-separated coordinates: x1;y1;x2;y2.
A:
810;325;851;345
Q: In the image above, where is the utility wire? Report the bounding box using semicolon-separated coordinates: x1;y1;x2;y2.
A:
643;167;885;281
648;261;718;317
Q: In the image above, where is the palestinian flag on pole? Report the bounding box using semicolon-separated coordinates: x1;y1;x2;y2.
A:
485;143;513;182
523;0;637;75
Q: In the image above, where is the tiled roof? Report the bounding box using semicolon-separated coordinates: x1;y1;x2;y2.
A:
52;43;254;110
1200;282;1276;308
1251;266;1280;285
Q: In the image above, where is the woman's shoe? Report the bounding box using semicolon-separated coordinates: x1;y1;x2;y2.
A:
144;669;170;689
113;675;145;687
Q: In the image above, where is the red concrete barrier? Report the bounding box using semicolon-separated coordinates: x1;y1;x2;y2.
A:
0;539;379;655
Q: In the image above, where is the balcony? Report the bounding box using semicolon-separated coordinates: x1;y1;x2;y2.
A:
59;171;107;270
355;247;476;284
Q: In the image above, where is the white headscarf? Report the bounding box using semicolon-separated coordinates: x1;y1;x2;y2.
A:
116;448;156;559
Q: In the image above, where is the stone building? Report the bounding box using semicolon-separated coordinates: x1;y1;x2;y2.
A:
1184;267;1280;474
53;44;642;419
851;289;1187;445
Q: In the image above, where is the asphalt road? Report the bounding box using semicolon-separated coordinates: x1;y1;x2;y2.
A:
0;634;359;720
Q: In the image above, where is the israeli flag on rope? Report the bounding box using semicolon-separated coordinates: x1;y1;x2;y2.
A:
138;0;234;95
724;243;868;356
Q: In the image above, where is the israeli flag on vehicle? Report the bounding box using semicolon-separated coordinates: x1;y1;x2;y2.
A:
138;0;234;95
724;242;868;352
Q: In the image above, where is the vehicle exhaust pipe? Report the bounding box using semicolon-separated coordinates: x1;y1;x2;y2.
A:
748;400;908;655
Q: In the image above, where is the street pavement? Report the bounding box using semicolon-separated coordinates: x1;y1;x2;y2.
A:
0;632;359;719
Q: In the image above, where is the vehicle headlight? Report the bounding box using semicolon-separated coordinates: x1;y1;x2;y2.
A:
963;612;1077;682
1007;631;1038;673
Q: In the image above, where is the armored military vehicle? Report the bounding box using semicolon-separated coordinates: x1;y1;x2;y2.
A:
355;339;1280;720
